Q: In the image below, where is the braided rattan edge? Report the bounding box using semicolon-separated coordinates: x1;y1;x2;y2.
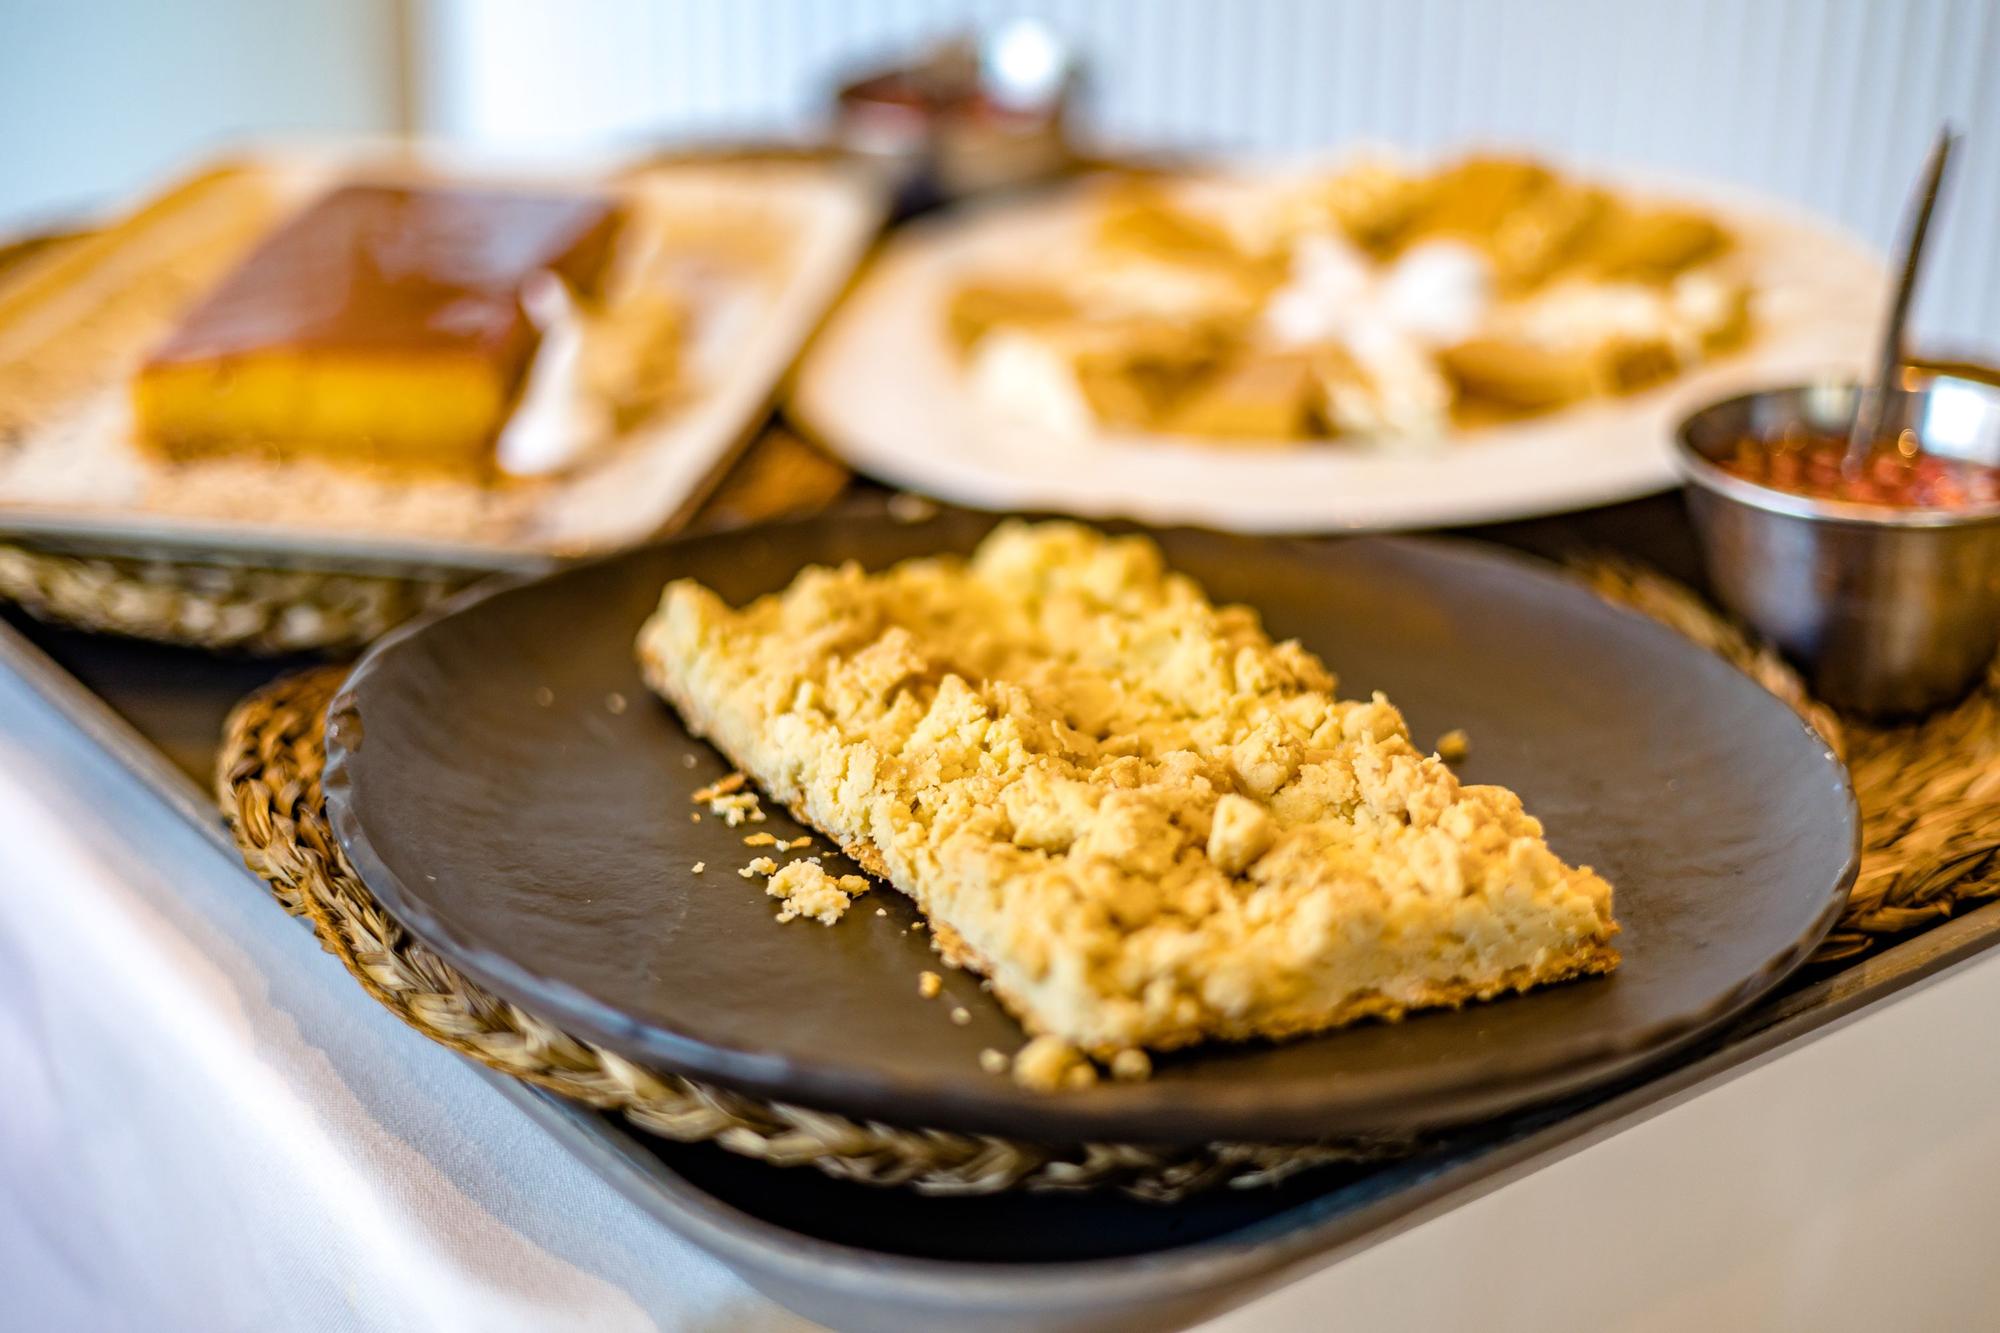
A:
1571;559;2000;961
218;664;1420;1199
0;543;461;654
214;561;2000;1196
0;429;852;655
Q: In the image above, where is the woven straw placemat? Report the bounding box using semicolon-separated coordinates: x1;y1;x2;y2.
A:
216;560;2000;1199
0;429;851;654
219;662;1401;1198
0;546;462;654
1573;560;2000;961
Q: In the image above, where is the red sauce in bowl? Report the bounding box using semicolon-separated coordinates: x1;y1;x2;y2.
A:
1717;429;2000;510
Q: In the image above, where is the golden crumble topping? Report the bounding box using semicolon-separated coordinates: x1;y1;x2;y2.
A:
639;520;1619;1059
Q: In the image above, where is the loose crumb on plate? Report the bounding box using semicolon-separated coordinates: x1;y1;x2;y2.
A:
978;1048;1010;1075
605;692;628;715
918;971;943;999
692;772;766;826
1109;1049;1153;1082
738;857;779;879
709;793;764;826
692;772;748;802
742;832;778;847
681;753;698;769
1436;728;1470;763
1012;1035;1096;1092
766;860;872;925
949;1006;971;1026
886;492;939;524
691;861;705;874
786;836;813;850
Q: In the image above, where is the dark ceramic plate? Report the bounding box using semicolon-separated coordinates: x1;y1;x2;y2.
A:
324;504;1856;1143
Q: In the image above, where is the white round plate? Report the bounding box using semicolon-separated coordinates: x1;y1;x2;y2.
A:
793;173;1885;532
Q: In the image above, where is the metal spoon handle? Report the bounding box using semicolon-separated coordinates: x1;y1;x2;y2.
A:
1847;126;1958;466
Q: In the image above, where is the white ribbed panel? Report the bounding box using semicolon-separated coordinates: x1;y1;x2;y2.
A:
424;0;2000;344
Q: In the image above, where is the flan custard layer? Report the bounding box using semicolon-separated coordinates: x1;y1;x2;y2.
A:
638;521;1620;1056
135;183;620;471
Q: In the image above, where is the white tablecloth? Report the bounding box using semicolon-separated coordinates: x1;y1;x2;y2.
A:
0;669;813;1332
6;659;2000;1332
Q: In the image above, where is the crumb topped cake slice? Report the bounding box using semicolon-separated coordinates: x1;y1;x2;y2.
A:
637;520;1618;1055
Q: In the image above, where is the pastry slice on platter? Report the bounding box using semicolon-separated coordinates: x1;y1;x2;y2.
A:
638;520;1621;1073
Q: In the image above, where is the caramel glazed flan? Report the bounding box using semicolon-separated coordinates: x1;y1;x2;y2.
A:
134;180;689;479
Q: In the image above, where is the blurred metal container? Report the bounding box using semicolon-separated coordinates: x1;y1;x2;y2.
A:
830;21;1080;217
1676;371;2000;717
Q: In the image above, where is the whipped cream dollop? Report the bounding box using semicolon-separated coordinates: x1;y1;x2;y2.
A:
1264;235;1492;348
494;273;611;478
1262;235;1487;440
968;328;1098;437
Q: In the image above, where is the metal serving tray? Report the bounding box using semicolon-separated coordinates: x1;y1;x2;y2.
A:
5;495;1998;1331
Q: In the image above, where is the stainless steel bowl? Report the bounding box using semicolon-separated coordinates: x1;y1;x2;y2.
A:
1676;370;2000;717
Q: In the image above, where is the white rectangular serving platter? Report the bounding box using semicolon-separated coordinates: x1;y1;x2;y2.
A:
0;138;883;575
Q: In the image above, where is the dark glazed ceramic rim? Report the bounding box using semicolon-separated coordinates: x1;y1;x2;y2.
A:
323;504;1858;1143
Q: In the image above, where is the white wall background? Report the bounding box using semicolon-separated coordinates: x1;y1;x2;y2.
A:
420;0;2000;348
0;0;403;228
1;1;1995;346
